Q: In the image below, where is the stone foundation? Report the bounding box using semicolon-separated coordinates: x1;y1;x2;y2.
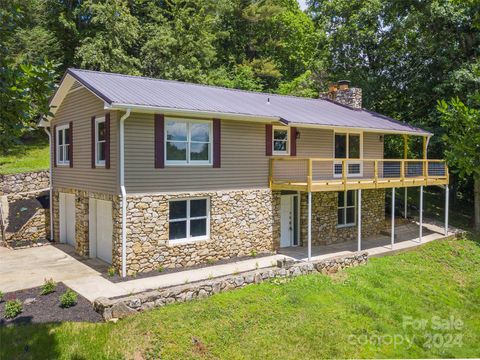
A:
300;189;385;245
121;189;280;275
94;252;368;320
52;187;120;258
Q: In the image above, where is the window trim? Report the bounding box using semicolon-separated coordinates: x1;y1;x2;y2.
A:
56;124;70;166
165;118;212;166
168;197;210;243
337;190;356;228
333;131;363;178
272;126;290;156
95;117;106;167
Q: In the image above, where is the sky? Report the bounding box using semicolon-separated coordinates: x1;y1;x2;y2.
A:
297;0;308;11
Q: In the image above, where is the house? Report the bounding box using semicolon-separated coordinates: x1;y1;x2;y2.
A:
41;69;449;277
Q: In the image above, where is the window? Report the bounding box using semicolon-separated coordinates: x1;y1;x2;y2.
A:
166;119;211;164
95;117;106;166
169;198;209;242
273;126;289;155
56;124;70;165
338;190;356;227
334;132;362;177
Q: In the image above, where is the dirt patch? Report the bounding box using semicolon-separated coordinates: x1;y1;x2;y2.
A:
0;283;102;326
105;253;273;283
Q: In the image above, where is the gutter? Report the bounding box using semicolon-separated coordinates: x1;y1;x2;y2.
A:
119;108;131;278
44;127;54;241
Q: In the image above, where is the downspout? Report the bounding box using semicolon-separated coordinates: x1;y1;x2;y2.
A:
120;108;131;278
44;127;54;241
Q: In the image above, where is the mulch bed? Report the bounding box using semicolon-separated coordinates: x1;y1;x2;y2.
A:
105;253;273;283
6;192;49;233
0;283;103;326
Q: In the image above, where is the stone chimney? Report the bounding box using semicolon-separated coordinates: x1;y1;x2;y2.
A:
321;80;362;109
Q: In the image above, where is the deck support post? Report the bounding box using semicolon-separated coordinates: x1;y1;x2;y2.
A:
391;187;395;249
357;189;362;252
404;188;408;219
307;191;312;261
419;185;424;243
445;185;449;236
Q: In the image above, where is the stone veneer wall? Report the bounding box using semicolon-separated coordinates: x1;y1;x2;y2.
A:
120;189;280;275
94;252;369;320
300;189;385;246
52;187;120;258
0;170;49;195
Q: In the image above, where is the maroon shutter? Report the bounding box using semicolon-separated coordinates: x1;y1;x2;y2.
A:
154;114;165;168
53;125;57;167
69;121;73;167
213;118;221;168
265;124;272;156
91;116;96;168
290;127;297;157
105;113;111;169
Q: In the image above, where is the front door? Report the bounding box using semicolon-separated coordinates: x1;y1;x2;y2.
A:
59;193;76;246
280;194;298;248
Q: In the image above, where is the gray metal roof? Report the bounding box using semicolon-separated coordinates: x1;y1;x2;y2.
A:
66;68;429;135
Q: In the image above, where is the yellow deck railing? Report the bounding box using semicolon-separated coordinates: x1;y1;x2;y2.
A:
269;157;449;192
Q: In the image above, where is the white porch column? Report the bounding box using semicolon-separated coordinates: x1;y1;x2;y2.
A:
419;185;424;242
391;188;395;249
307;191;312;261
357;189;362;252
445;185;449;236
404;188;408;219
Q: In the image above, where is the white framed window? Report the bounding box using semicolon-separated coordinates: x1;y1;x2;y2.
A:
165;119;212;165
273;126;290;155
56;124;70;166
334;131;363;177
95;117;106;166
169;198;210;242
338;190;356;227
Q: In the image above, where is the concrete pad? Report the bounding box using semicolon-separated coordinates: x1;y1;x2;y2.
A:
0;244;101;292
117;255;285;294
64;276;126;302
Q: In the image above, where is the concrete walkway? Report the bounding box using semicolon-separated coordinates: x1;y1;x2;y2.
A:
0;244;106;292
1;221;456;302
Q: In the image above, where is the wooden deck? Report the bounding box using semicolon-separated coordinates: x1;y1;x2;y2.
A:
269;157;448;192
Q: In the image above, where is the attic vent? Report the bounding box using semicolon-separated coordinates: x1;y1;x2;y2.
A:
70;81;83;91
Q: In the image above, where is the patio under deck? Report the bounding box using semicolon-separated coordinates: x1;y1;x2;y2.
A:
278;221;454;262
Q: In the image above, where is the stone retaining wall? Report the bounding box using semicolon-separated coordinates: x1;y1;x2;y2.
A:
0;170;49;195
121;189;280;275
94;252;368;321
5;208;50;246
300;189;385;245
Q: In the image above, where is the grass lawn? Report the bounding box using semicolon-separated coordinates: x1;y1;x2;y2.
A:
1;236;479;359
0;136;49;175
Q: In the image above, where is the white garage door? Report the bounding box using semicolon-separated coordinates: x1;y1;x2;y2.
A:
89;199;113;264
59;193;76;246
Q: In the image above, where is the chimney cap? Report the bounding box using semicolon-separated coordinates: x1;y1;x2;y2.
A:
338;80;351;86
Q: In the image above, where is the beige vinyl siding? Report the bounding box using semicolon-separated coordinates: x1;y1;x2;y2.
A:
124;114;269;193
363;132;384;178
51;87;119;194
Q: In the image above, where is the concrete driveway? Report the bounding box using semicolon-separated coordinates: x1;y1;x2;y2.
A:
0;244;108;293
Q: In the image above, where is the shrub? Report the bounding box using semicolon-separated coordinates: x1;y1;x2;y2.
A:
40;278;56;295
4;299;23;318
107;267;116;277
59;289;78;308
0;290;4;302
250;249;258;257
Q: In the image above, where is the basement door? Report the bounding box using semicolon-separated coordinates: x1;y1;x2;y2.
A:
59;193;76;247
89;199;113;264
280;194;299;248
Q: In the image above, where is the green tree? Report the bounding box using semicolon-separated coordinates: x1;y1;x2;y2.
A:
0;5;57;152
438;96;480;230
75;0;140;74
